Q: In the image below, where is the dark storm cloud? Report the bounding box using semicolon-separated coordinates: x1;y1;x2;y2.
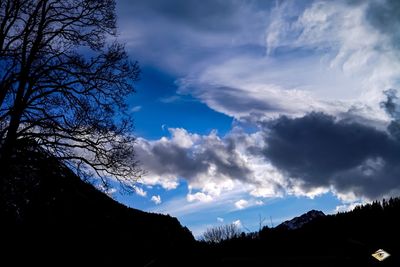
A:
381;89;400;120
122;0;240;32
136;132;252;184
381;89;400;143
118;0;273;31
148;142;208;179
264;112;400;199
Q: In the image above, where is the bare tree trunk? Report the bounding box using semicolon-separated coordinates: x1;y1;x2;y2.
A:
0;82;10;109
1;108;22;160
0;99;23;215
0;75;26;171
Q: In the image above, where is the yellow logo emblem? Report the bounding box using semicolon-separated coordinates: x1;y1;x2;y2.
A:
371;249;390;261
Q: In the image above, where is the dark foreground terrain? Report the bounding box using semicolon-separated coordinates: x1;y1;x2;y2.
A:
1;142;399;266
0;142;194;265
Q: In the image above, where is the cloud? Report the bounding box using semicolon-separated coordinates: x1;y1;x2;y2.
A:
159;95;182;104
126;0;400;206
381;89;400;140
232;219;242;228
134;186;147;197
151;195;162;205
255;200;264;206
121;0;244;32
135;127;287;199
118;0;400;124
234;198;265;210
130;105;142;112
117;0;270;74
174;0;400;126
136;106;400;204
335;202;363;213
264;112;400;200
364;0;400;51
217;217;224;223
169;128;198;148
187;192;213;203
178;76;338;120
234;199;249;210
149;187;249;217
136;128;248;190
381;89;400;120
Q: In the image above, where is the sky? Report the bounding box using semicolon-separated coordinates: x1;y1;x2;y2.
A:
110;0;400;237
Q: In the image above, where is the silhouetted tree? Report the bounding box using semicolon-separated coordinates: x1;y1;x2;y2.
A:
0;0;141;190
201;223;241;243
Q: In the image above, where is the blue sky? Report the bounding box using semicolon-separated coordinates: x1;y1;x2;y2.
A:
110;0;400;237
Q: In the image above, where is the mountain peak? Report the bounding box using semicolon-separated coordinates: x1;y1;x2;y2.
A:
278;210;325;230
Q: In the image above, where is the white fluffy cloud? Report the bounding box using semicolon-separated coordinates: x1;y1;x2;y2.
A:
134;186;147;197
234;198;265;210
187;192;213;203
135;127;287;200
151;195;162;205
234;199;249;210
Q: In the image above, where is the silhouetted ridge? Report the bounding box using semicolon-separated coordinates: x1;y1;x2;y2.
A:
1;140;194;265
277;209;325;230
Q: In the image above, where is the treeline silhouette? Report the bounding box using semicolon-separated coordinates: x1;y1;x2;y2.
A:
196;198;400;266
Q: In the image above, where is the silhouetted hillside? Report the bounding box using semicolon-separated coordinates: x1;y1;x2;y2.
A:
0;140;194;265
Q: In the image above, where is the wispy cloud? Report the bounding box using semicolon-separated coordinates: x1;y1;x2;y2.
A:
159;95;182;104
117;0;270;74
149;186;250;217
187;192;213;203
176;0;400;125
130;105;142;112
